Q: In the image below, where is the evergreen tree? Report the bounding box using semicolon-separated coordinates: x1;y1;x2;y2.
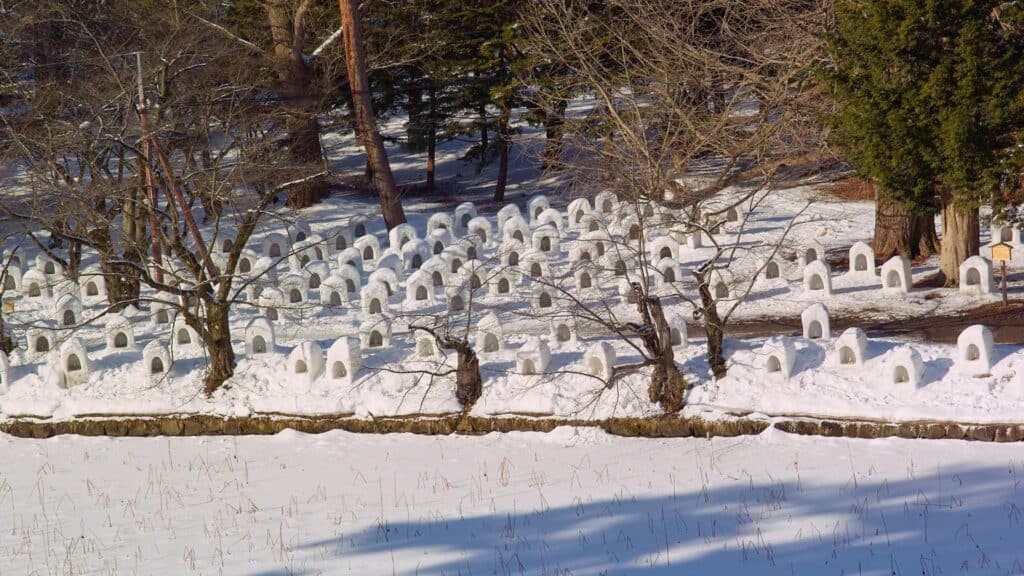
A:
825;0;1024;282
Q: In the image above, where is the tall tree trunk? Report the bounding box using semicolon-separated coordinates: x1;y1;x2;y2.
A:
939;195;980;286
493;104;511;202
478;102;489;154
268;0;329;209
195;301;235;396
455;347;482;410
645;296;687;413
541;103;565;171
873;194;938;261
426;83;437;192
338;0;406;229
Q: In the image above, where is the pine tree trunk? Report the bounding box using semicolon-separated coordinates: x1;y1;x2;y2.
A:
939;197;980;286
873;194;938;261
479;102;489;153
426;84;436;192
541;104;565;170
199;302;235;396
494;105;511;202
339;0;406;229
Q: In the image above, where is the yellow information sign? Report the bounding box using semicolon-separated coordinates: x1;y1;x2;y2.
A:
991;242;1013;263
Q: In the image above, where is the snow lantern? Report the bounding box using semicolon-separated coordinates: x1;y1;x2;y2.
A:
326;337;360;384
262;232;289;259
245;316;275;356
428;229;453;257
354;234;380;263
258;286;285;321
361;281;390;316
35;253;59;277
319;274;348;307
550;318;577;346
489;272;517;297
761;338;797;380
401;239;431;271
304;260;332;290
361;318;392;349
669;313;688;348
53;294;82;327
330;226;353;252
495;202;524;231
388;222;418;251
502;216;531;246
582;231;611;259
446;287;468;312
957;324;994;377
650;235;680;262
172;318;200;349
797;244;824;267
426;212;454;235
454;202;478;235
527;195;551;225
532;284;556;309
52;279;81;304
847;241;876;279
801;303;831;340
890;346;924;387
143;340;172;382
336;264;361;296
583;341;616;381
336;247;364;274
80;271;105;300
287;341;324;391
760;258;782;281
991;223;1021;245
536;208;566;236
288;220;312;244
594;190;618;215
22;269;48;298
833;327;867;367
58;337;89;388
414;332;441;359
279;274;308;306
959;256;993;295
516;337;551;375
568;198;593;229
531;224;561;254
522;250;551;279
475;311;504;354
25;326;53;361
405;269;435;307
569;244;595;265
880;256;912;294
150;301;173;326
655;257;680;289
1;265;22;292
459;259;487;293
442;245;469;274
574;265;598;292
802;259;833;295
368;265;400;295
349;213;370;239
105;315;135;352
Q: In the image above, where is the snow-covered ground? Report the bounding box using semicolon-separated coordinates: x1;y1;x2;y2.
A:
1;104;1022;425
3;427;1024;574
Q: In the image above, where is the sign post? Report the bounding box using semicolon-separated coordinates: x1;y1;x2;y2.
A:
991;242;1013;306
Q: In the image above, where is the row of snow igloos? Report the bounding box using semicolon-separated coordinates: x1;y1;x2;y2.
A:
767;303;998;386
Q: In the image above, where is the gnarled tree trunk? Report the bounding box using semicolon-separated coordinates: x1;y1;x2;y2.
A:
194;300;235;396
939;195;980;286
873;194;938;261
455;347;482;409
645;296;687;413
696;278;727;380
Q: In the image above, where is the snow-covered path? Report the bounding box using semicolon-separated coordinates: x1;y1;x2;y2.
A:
1;428;1022;574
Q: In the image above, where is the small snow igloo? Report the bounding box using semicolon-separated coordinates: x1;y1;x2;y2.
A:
536;208;565;236
527;195;551;224
172;318;200;349
583;341;616;382
22;269;48;298
802;259;833;295
361;319;392;350
549;318;577;346
801;303;831;340
454;202;478;235
0;265;22;292
245;316;275;356
957;324;994;377
361;281;390;316
26;326;53;361
320;274;349;307
287;341;324;392
54;294;83;327
833;327;867;368
668;313;688;348
531;224;561;254
991;223;1021;245
959;256;992;295
327;337;361;384
143;340;172;382
880;256;912;294
568;198;593;230
467;216;495;248
516;337;551;376
847;241;876;279
405;270;436;307
427;212;454;235
890;346;924;387
80;272;106;301
594;190;618;215
105;315;136;351
262;232;289;259
388;222;418;251
797;244;825;267
59;337;90;388
354;234;381;263
761;338;797;380
475;311;503;354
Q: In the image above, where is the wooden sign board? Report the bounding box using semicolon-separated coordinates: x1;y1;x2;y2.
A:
3;300;13;313
991;242;1013;263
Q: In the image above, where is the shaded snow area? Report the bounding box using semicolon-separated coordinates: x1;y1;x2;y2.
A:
1;107;1022;425
3;428;1024;574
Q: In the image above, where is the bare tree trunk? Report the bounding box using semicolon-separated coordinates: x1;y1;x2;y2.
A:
195;301;235;396
426;84;436;192
696;279;727;379
873;194;938;261
541;103;565;170
494;104;511;202
338;0;406;229
455;347;482;409
939;195;980;286
645;296;687;413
